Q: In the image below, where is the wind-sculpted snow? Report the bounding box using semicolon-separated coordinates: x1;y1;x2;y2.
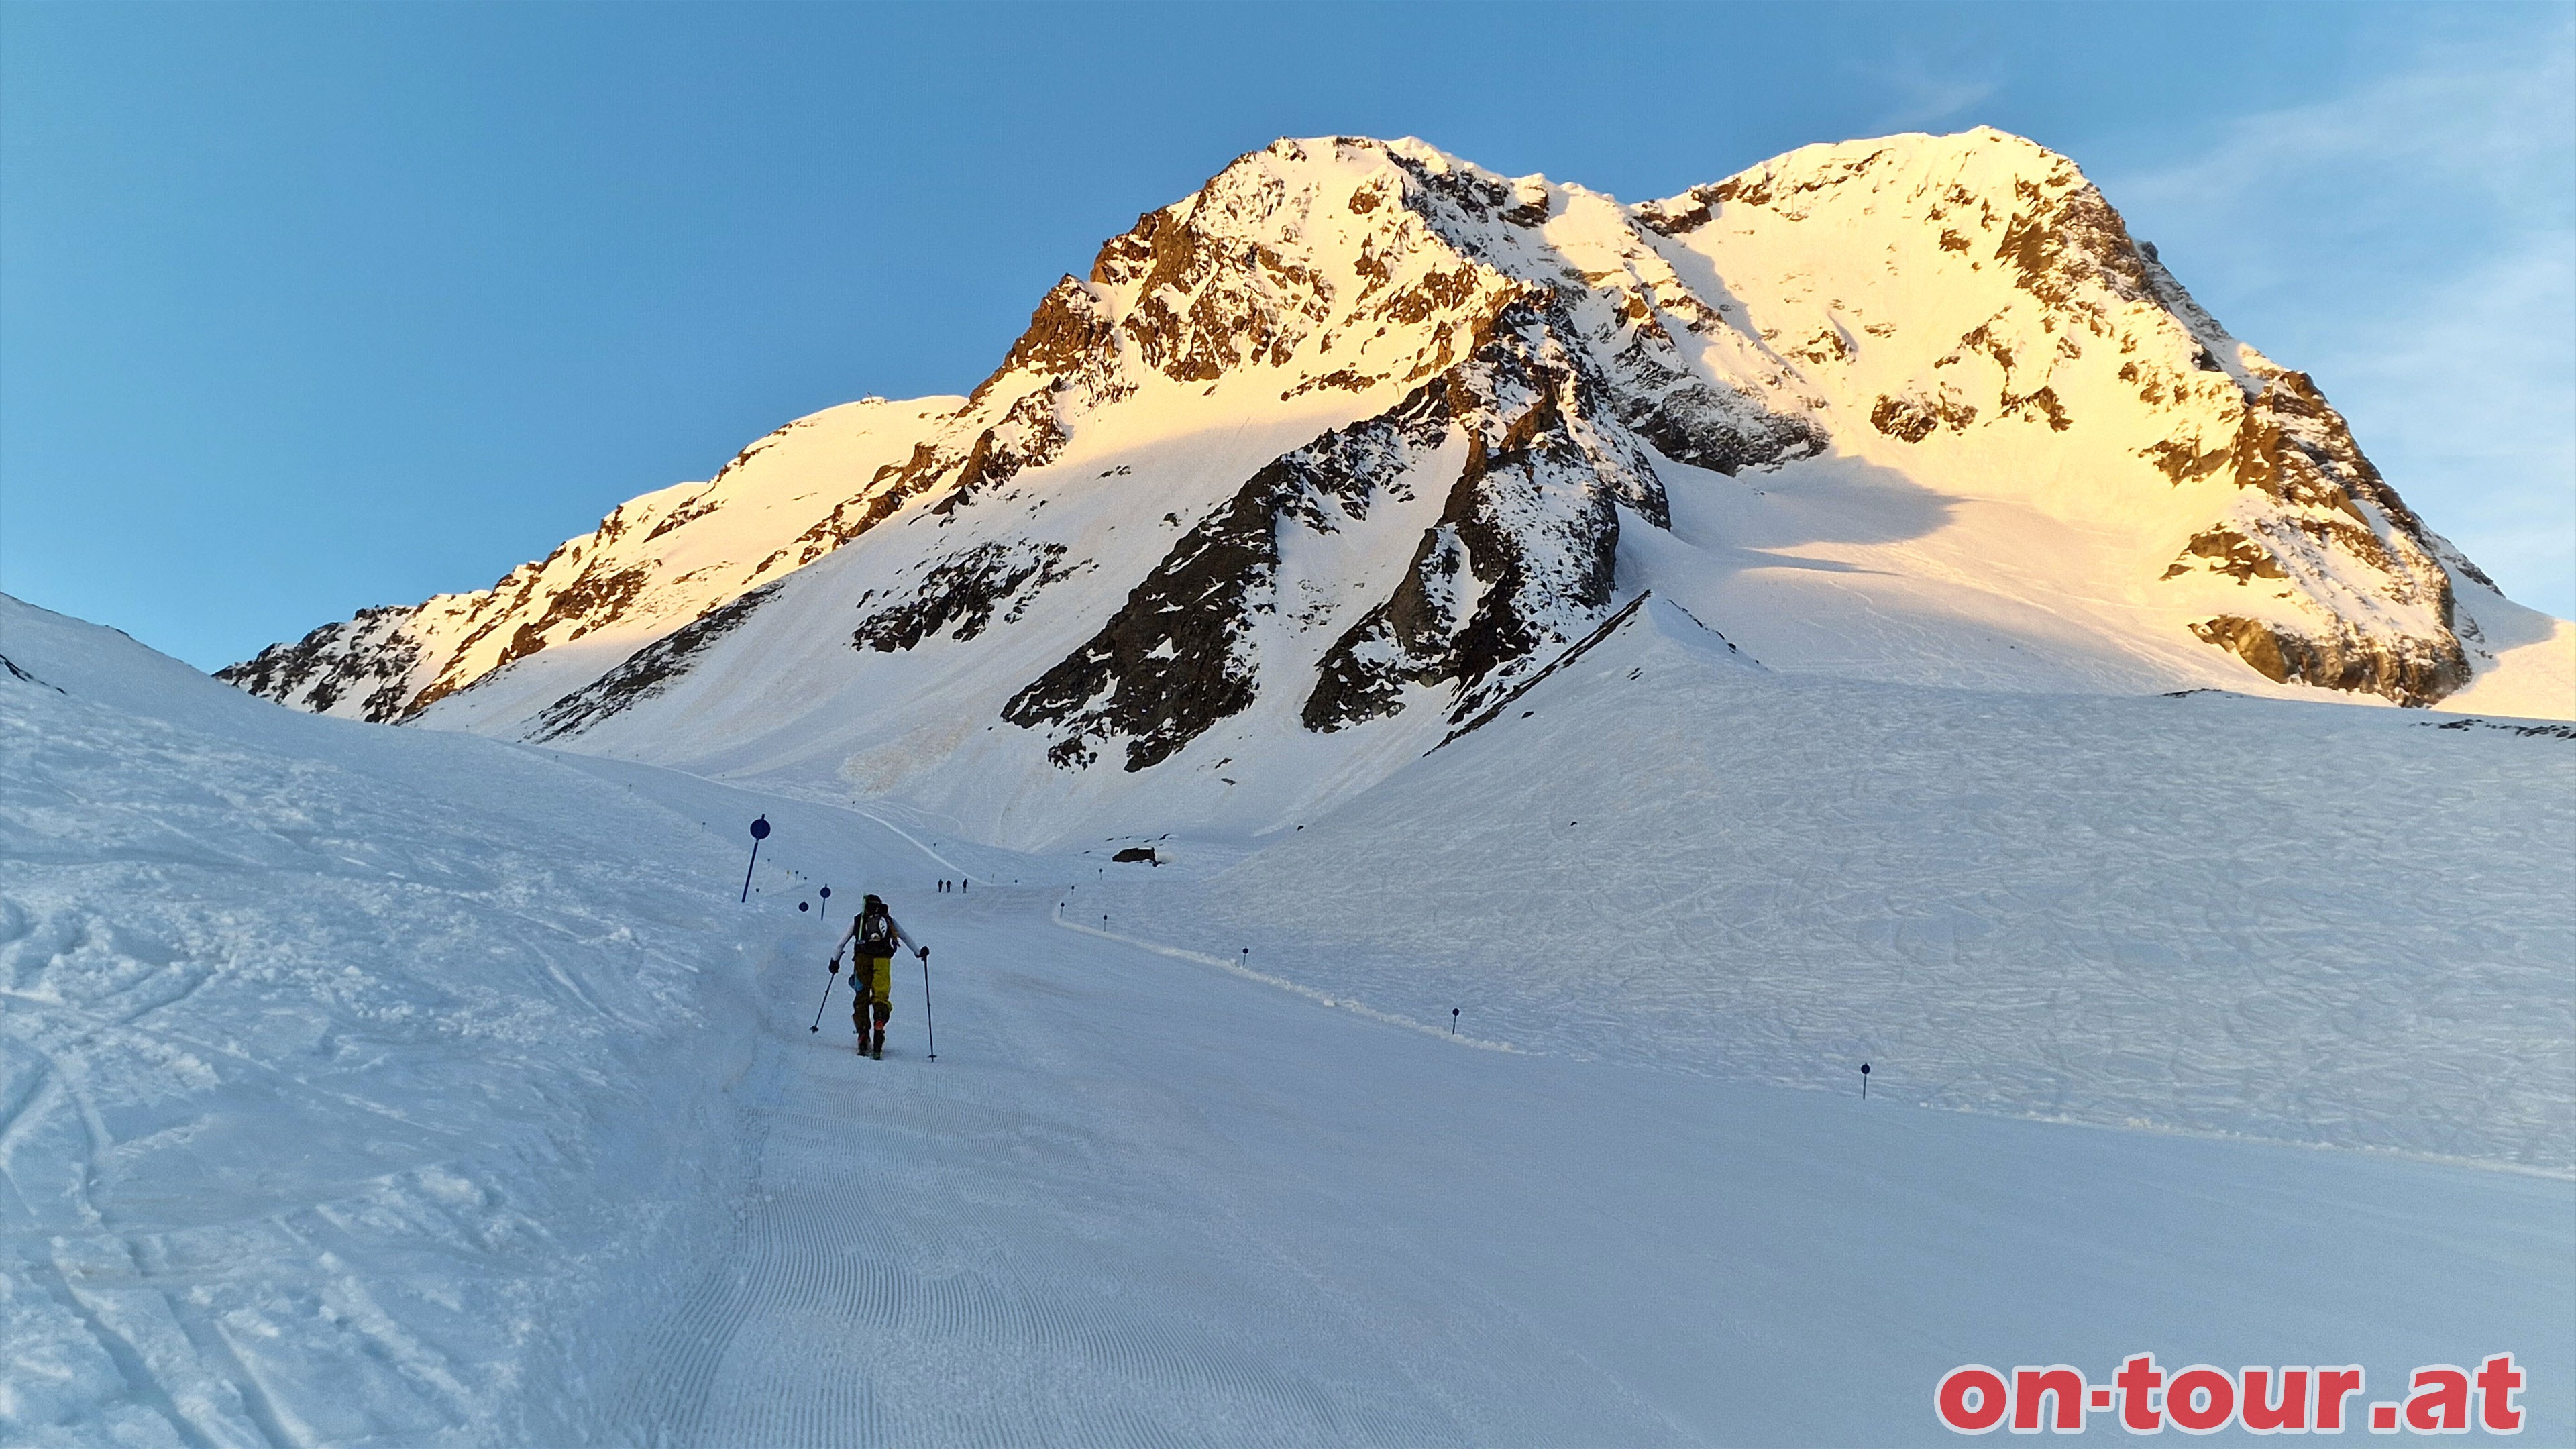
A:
0;594;761;1444
9;592;2572;1444
221;128;2571;850
1109;602;2576;1173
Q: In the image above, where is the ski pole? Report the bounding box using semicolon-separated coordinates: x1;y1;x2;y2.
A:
919;946;936;1061
810;954;839;1033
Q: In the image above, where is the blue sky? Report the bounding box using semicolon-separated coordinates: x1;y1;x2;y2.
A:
3;1;2569;669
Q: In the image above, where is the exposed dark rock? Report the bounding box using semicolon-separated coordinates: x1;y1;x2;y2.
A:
2190;614;2467;708
527;582;784;742
0;653;63;693
643;487;720;542
1003;382;1450;772
1497;189;1551;228
2162;527;2286;582
1387;149;1516;222
1621;378;1823;482
1635;150;1902;235
1631;193;1712;236
983;278;1118;398
1432;592;1662;751
1306;313;1632;733
1111;847;1159;863
1998;384;2072;431
2141;435;2232;486
1281;367;1386;400
1870;392;1978;442
759;439;971;580
2162;366;2467;694
1991;168;2153;310
492;563;653;670
2420;718;2576;740
852;542;1080;652
1089;175;1334;385
217;606;424;723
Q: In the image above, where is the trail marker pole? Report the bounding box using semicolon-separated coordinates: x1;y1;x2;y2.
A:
740;816;771;902
1860;1062;1870;1099
920;947;937;1061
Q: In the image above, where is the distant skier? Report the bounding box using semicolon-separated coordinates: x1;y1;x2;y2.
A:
830;894;924;1059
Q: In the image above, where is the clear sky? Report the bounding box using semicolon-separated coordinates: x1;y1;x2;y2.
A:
4;1;2569;669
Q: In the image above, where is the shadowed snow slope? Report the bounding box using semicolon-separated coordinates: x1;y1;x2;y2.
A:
6;592;2571;1444
0;593;765;1444
1108;599;2576;1171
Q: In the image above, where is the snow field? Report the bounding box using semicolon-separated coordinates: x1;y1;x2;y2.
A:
608;781;2574;1446
1107;601;2576;1173
9;590;2571;1444
0;596;764;1445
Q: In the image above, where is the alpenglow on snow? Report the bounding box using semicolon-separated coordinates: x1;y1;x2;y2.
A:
219;129;2569;845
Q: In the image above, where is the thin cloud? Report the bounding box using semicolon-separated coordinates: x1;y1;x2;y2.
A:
2101;19;2576;618
2113;25;2572;241
1860;56;2000;133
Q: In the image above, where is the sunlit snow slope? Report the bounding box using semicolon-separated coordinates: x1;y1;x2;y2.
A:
221;130;2572;851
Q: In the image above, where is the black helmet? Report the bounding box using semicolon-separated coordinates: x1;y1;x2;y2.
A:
863;894;883;908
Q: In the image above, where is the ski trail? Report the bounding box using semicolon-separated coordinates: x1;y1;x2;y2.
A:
606;777;2575;1447
846;805;973;879
627;803;1529;1448
1050;902;1516;1051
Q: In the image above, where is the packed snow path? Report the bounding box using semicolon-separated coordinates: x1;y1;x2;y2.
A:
5;590;2569;1446
600;779;2572;1447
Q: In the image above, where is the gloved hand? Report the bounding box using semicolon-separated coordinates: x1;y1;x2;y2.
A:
828;955;841;975
918;947;930;961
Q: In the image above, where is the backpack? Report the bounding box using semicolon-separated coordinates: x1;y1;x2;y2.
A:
858;909;893;953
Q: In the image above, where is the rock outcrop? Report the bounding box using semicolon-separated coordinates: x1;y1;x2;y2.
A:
220;127;2538;826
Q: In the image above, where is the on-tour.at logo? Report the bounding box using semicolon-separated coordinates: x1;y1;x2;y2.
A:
1936;1352;2525;1434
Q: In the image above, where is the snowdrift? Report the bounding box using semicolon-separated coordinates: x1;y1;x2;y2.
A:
0;593;762;1444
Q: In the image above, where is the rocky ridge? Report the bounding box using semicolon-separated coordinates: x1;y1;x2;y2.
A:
217;129;2557;838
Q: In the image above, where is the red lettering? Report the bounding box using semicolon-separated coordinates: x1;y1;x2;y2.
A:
2116;1354;2165;1433
2168;1366;2235;1434
2406;1366;2470;1434
2241;1367;2307;1433
1939;1365;2009;1434
2477;1354;2524;1434
2014;1366;2085;1432
2314;1366;2364;1431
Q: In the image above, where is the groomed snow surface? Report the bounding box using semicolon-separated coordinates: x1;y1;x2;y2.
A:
3;589;2570;1446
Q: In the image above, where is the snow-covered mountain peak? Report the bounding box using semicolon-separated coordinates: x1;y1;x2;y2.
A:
218;128;2571;846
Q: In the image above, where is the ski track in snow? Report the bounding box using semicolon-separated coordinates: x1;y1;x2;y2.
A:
7;592;2574;1445
606;781;2570;1447
1106;607;2576;1176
